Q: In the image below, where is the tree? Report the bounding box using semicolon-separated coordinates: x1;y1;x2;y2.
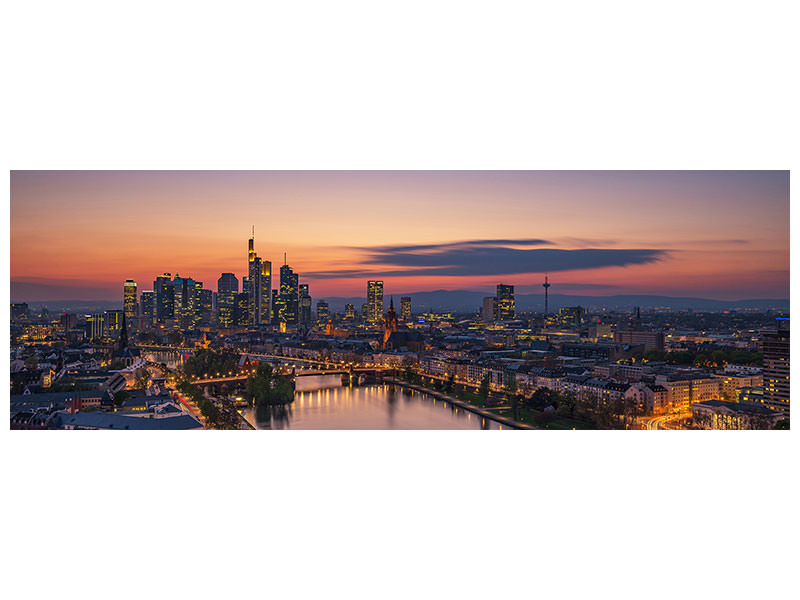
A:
479;374;491;402
556;391;577;417
774;418;790;430
134;367;151;390
113;390;130;407
509;393;520;422
245;363;293;407
504;371;517;395
445;373;455;393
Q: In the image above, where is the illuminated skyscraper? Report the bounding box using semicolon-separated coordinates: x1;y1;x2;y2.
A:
496;284;515;321
316;300;329;323
217;273;238;328
279;261;299;324
271;289;280;323
345;303;355;320
260;260;272;326
140;291;155;328
105;309;124;337
247;230;272;327
154;273;174;323
234;293;250;327
86;313;105;340
123;279;137;322
299;284;312;324
400;296;412;321
762;318;790;415
198;287;213;325
367;280;384;325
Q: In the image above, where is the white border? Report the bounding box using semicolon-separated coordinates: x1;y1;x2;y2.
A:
2;2;797;600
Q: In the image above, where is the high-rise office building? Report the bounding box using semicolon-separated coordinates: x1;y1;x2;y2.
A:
278;262;299;324
316;300;329;323
400;296;412;321
234;292;250;328
198;287;213;325
344;303;355;320
482;296;497;322
496;284;515;321
86;313;105;340
247;232;271;326
260;261;272;326
105;309;124;336
361;303;369;321
299;284;312;324
271;289;280;323
218;273;239;295
60;313;77;333
762;318;790;415
217;273;238;328
367;280;384;325
140;291;155;328
123;279;137;322
154;273;174;323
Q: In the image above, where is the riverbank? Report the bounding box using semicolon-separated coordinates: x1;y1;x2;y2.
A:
385;378;537;430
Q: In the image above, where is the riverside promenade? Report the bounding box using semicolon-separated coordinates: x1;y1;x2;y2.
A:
385;378;537;430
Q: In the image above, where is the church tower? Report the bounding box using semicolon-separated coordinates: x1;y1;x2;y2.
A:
383;297;398;347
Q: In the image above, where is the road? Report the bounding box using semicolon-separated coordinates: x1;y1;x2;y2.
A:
645;412;692;430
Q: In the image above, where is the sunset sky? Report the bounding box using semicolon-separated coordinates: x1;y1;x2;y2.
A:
10;170;789;302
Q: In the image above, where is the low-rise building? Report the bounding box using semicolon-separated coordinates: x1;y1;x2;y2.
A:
692;400;782;430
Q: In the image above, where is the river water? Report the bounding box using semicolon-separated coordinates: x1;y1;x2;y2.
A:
242;374;501;430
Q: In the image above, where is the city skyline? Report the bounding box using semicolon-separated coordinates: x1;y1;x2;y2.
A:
10;170;789;302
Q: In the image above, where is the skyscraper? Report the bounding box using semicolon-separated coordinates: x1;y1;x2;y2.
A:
154;273;174;323
316;300;329;323
762;318;790;415
105;309;124;337
86;313;105;340
217;273;239;328
260;260;272;326
279;262;299;324
367;280;384;325
123;279;137;322
400;296;412;322
140;291;155;328
198;287;213;325
234;292;250;328
271;289;280;323
247;230;271;326
482;296;497;323
496;284;515;321
218;273;239;295
299;284;312;324
344;303;355;320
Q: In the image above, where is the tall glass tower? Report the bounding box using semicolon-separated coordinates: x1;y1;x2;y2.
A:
367;280;384;325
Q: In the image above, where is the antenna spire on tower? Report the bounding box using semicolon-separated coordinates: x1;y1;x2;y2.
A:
543;273;551;315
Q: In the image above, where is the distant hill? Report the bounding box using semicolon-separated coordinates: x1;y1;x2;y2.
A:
20;300;123;313
318;290;789;313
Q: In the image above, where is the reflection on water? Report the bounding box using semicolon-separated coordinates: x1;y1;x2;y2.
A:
243;376;500;430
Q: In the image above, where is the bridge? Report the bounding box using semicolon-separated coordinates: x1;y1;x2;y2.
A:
191;364;395;394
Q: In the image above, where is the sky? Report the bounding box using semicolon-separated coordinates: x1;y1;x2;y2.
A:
9;170;790;302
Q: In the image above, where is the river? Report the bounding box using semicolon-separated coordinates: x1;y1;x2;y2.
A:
242;374;502;430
